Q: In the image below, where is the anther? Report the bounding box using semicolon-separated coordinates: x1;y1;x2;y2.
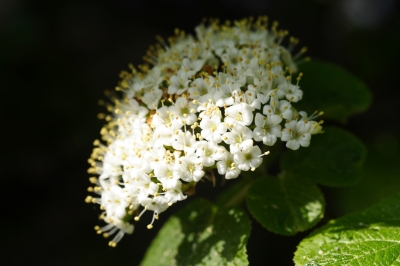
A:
85;196;93;203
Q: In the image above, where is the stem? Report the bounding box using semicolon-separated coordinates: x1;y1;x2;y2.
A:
181;181;196;195
223;180;253;208
217;170;260;208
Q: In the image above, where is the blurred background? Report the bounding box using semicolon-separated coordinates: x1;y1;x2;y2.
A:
2;0;400;265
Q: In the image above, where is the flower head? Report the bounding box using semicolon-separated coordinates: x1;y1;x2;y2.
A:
86;17;323;246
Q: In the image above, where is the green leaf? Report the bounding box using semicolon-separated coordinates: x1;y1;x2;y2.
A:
281;126;367;187
333;133;400;214
297;59;372;124
294;192;400;266
246;174;325;235
140;199;251;266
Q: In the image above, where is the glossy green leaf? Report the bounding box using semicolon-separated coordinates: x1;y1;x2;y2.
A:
140;199;251;266
281;126;367;187
297;60;372;124
294;192;400;265
246;174;325;235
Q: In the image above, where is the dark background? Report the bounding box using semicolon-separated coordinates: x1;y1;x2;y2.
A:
2;0;400;265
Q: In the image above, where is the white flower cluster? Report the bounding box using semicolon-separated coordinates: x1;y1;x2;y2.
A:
86;17;323;247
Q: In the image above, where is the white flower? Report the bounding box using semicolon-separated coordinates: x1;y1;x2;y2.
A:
263;99;293;120
101;185;129;219
153;126;175;147
197;101;221;118
217;153;241;179
174;152;204;182
194;141;221;167
277;81;303;102
151;106;172;128
221;46;243;71
244;87;261;110
181;58;205;77
309;121;323;134
168;71;191;95
188;77;215;101
298;111;324;135
163;179;187;203
253;113;282;146
138;195;169;214
169;97;197;125
233;144;263;171
281;120;312;150
142;88;163;110
222;124;254;154
144;145;167;168
172;130;196;152
199;115;227;143
224;103;254;126
153;163;175;180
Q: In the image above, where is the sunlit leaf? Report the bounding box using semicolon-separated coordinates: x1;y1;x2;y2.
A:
294;192;400;265
140;199;251;266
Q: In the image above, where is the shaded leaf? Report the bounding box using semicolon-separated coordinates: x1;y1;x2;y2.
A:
333;133;400;214
297;60;372;124
246;174;325;235
294;192;400;266
281;126;367;187
140;199;251;266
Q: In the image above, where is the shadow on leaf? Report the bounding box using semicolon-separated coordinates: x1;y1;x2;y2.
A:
140;198;251;266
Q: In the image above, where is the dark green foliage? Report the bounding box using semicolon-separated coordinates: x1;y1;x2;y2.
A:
281;126;367;186
296;60;372;124
246;174;325;235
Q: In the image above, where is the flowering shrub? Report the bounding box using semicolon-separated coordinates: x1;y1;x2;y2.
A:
86;17;378;265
